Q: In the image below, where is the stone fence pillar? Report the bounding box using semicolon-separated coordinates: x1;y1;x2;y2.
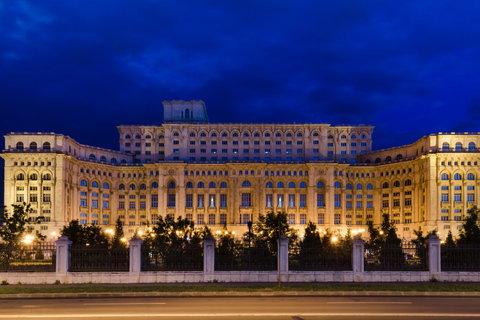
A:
203;234;216;274
129;235;143;274
426;234;441;278
277;234;289;273
352;236;365;273
55;236;72;275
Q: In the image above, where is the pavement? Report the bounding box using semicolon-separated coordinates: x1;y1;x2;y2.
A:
1;282;480;299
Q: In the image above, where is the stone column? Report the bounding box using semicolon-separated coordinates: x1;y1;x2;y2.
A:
352;236;365;281
277;234;289;273
55;236;72;275
426;234;441;279
203;234;216;274
129;235;144;273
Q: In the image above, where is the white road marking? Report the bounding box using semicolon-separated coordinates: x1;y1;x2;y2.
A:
1;313;480;318
327;301;413;304
83;303;166;305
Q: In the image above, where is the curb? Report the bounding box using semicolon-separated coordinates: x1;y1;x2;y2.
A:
1;290;480;299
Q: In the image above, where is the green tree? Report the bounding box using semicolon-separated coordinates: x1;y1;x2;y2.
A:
60;220;109;246
0;203;44;247
112;218;125;247
457;206;480;245
250;211;297;253
445;230;455;245
366;214;404;268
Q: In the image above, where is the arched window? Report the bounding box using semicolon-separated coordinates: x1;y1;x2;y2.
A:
190;132;196;137
43;173;51;180
346;183;352;190
209;182;216;188
89;154;96;161
103;182;109;189
243;133;249;137
265;133;271;137
92;181;99;188
266;181;273;188
185;108;190;119
367;183;373;190
16;141;24;150
317;181;324;188
242;180;251;187
356;183;363;190
145;135;151;139
341;135;347;139
455;142;463;150
361;134;367;139
211;133;217;137
393;181;400;188
467;173;474;180
43;142;51;151
375;158;381;163
200;132;207;137
334;182;341;188
30;142;37;150
442;142;450;150
111;158;117;164
297;133;303;137
385;156;392;162
100;156;106;163
468;142;476;150
288;182;295;188
185;182;193;188
197;182;204;188
135;135;141;139
17;173;25;180
351;135;356;139
80;179;87;186
30;173;37;180
277;182;284;188
328;135;333;139
168;181;176;188
365;159;371;163
173;132;179;137
140;184;146;190
382;182;389;188
121;159;127;164
286;133;292;137
405;179;412;186
119;184;125;190
233;132;239;137
254;132;260;137
221;132;228;137
129;183;136;190
125;135;131;139
300;182;307;188
313;132;319;136
220;182;227;188
396;154;403;160
454;173;462;180
275;132;282;137
441;173;448;180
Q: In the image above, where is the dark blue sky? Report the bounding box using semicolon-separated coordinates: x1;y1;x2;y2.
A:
1;1;480;205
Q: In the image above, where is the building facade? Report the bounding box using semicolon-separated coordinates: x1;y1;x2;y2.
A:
2;101;479;241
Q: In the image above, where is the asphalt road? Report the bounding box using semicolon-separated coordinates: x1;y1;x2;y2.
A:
1;296;480;319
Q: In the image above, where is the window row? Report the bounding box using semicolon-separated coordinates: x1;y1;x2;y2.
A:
16;173;52;181
15;141;51;151
442;142;476;150
440;173;475;180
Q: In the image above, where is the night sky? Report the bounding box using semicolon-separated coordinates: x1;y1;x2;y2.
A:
1;1;480;206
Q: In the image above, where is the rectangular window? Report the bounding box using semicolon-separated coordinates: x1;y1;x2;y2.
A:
393;199;400;207
220;213;227;224
119;201;125;209
441;186;449;190
277;194;284;207
208;214;215;225
288;214;295;225
266;194;273;208
299;194;307;207
454;216;462;221
168;194;175;207
467;194;475;202
441;193;449;202
334;194;341;208
334;213;341;225
367;201;373;209
356;201;362;209
149;194;157;208
129;201;135;210
241;193;251;207
209;194;216;208
220;194;227;208
404;219;412;224
30;194;37;203
317;194;324;207
299;214;307;225
318;213;324;225
140;201;146;209
186;194;193;208
197;194;204;207
454;193;461;202
405;198;412;206
80;198;87;207
91;199;98;208
43;194;51;203
288;194;295;207
346;201;352;209
197;214;204;225
102;201;109;209
441;216;449;221
382;200;389;208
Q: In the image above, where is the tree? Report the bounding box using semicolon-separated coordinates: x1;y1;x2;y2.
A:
457;206;480;245
0;203;44;247
366;214;404;268
112;218;125;247
445;230;455;245
60;220;109;246
250;211;297;253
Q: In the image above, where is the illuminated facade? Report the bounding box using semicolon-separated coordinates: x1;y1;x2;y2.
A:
2;100;479;240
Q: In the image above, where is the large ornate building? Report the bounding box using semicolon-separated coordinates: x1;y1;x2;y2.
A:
2;101;479;240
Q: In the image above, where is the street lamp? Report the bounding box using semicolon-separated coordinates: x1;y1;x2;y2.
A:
247;221;253;271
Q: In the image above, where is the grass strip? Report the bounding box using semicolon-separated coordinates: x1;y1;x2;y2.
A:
1;283;480;294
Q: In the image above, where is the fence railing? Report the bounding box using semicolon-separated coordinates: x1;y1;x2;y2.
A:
441;244;480;271
0;242;56;272
215;245;277;271
364;242;428;271
69;245;129;272
289;245;352;271
141;245;203;271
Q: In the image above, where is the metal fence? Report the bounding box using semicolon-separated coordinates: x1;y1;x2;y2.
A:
215;245;277;271
289;245;352;271
0;242;56;272
364;242;428;271
69;245;129;272
441;244;480;271
142;245;203;271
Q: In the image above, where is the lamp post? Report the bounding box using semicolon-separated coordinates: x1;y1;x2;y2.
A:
247;221;252;271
